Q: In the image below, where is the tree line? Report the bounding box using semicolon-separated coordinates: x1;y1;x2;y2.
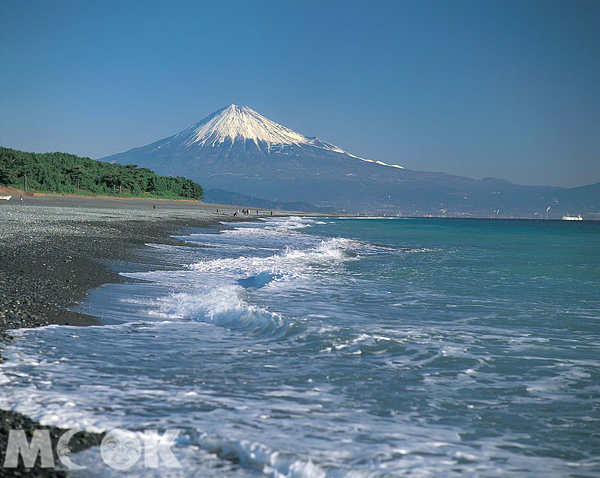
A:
0;147;203;200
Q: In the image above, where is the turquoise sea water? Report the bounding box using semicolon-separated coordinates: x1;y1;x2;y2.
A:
1;218;599;477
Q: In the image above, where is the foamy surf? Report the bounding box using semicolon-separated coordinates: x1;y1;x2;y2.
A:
1;217;599;477
188;237;359;277
116;231;362;337
149;285;287;336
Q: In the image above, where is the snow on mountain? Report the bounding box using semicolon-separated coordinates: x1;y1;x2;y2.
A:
182;104;307;147
153;104;404;169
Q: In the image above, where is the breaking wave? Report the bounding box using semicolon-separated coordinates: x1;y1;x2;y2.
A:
148;285;287;336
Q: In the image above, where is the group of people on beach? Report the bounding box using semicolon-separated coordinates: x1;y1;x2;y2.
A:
232;209;260;217
214;208;274;217
227;209;273;217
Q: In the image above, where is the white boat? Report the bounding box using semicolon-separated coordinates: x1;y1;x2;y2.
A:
0;195;11;201
563;214;583;221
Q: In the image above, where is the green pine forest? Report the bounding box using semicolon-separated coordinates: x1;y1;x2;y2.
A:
0;147;203;200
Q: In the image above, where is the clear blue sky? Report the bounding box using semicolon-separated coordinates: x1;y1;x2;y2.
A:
1;0;598;187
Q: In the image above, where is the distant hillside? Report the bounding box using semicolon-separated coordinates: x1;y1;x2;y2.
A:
0;147;203;200
204;188;338;213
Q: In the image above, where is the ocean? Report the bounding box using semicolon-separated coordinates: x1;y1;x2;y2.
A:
1;217;599;477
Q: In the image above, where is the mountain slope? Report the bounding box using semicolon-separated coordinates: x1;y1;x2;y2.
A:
102;105;599;217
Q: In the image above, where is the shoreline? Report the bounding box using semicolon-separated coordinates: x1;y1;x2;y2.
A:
0;194;305;476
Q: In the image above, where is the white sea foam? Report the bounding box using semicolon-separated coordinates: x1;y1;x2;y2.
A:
118;234;360;336
194;434;331;478
188;237;359;279
148;285;286;335
186;217;322;244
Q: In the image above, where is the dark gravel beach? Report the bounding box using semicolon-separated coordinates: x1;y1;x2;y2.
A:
0;193;285;477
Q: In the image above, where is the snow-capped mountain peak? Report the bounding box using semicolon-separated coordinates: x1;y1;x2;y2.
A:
181;104;309;147
165;104;403;169
144;104;404;169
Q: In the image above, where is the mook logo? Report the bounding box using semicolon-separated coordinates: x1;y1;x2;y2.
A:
3;428;182;470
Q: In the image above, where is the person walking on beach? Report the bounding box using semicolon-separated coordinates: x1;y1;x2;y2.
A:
19;196;23;202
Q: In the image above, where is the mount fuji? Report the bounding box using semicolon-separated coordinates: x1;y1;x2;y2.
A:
102;105;599;217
